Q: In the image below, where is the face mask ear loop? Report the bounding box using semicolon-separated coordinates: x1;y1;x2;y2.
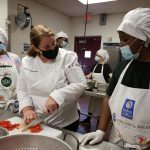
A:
129;38;137;47
138;44;144;59
130;38;143;56
138;44;143;53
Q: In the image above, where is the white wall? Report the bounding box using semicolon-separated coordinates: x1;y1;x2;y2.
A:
8;0;125;56
8;0;71;56
70;13;125;50
0;0;8;31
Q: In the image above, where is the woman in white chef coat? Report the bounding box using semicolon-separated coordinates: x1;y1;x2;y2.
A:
17;25;86;132
79;7;150;150
80;49;112;124
0;28;21;112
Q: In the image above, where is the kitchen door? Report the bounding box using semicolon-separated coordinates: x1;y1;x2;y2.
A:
74;36;101;75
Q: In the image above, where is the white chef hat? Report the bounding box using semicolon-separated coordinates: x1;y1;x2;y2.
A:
0;28;8;45
56;31;68;39
117;8;150;45
96;49;109;63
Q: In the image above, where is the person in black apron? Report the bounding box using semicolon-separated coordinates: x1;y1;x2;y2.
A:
80;49;112;124
79;8;150;150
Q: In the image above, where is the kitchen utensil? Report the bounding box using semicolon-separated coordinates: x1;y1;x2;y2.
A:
6;117;62;138
0;134;73;150
97;83;108;92
22;113;47;132
0;127;8;137
86;79;96;90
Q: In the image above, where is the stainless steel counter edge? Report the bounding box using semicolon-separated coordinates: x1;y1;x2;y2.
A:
0;110;124;150
84;90;106;98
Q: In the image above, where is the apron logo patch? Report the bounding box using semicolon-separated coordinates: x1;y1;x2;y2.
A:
121;99;135;119
134;135;148;145
1;77;12;87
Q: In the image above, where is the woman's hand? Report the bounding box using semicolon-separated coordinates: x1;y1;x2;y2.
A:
22;106;37;124
45;96;58;115
86;73;92;79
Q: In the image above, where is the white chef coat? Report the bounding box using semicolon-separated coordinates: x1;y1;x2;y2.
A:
109;60;150;149
17;48;87;127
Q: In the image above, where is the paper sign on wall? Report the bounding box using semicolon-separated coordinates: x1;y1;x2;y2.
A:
23;43;30;51
85;51;91;58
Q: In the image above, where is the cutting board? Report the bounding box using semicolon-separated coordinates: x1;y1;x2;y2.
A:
5;117;62;138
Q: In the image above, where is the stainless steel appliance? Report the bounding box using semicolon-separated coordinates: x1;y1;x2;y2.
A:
103;42;121;71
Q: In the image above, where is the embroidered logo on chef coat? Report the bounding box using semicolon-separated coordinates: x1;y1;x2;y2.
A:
121;99;135;119
24;67;38;72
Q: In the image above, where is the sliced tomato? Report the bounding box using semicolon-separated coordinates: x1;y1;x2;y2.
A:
0;120;20;131
29;124;43;133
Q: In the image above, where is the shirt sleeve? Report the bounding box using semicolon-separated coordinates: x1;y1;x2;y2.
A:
103;63;112;83
106;68;118;96
50;52;87;107
17;66;33;113
106;60;129;96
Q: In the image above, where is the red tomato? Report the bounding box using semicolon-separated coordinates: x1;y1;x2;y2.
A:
29;124;43;133
0;120;20;131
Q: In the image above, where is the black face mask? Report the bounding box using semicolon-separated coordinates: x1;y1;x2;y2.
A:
39;46;59;60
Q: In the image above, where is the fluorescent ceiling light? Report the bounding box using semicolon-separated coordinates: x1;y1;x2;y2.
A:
78;0;117;5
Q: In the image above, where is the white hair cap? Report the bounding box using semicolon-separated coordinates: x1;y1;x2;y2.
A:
56;31;68;39
117;7;150;43
97;49;109;63
0;28;8;45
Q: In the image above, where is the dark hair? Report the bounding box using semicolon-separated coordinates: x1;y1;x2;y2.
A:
27;25;54;57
